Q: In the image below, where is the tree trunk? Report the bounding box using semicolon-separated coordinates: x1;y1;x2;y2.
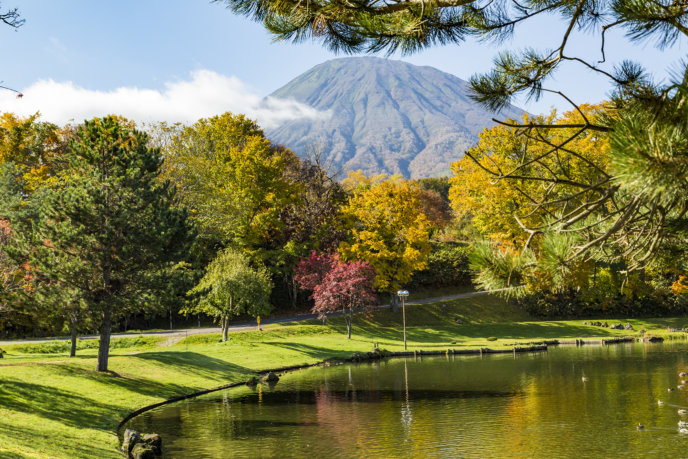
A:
69;316;77;358
96;307;112;372
197;313;201;328
222;316;229;342
169;308;173;330
346;308;352;339
390;292;399;313
291;277;298;308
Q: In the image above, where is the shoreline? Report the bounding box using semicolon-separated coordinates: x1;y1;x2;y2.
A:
115;335;655;443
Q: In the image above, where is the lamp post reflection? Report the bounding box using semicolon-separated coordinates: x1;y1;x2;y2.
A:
401;358;413;431
397;290;409;350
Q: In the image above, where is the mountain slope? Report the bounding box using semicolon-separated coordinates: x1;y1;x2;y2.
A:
266;57;524;178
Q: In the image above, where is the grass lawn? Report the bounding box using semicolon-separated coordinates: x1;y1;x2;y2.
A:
2;294;688;458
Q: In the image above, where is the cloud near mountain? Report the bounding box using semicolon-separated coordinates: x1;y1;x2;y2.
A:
0;70;326;128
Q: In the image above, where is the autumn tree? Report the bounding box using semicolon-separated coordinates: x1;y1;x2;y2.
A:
294;251;376;338
416;177;452;231
188;248;273;341
26;116;193;371
0;113;66;192
268;153;348;306
339;172;431;306
450;105;610;246
417;188;452;231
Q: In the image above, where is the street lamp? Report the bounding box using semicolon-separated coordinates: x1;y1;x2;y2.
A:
397;290;409;350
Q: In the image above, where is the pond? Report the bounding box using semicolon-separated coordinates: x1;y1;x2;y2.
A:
128;342;688;458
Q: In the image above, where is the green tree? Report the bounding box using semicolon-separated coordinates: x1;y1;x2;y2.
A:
0;114;76;341
158;113;297;249
188;248;273;341
26;116;193;371
0;163;41;336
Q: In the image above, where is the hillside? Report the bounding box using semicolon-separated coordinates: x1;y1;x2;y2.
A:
266;57;524;178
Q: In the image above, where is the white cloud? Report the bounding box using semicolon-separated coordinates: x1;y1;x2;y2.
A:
0;70;326;128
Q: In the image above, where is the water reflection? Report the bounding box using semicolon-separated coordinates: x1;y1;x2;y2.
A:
129;342;688;458
401;359;412;433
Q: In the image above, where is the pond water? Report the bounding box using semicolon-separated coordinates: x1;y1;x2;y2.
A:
128;342;688;458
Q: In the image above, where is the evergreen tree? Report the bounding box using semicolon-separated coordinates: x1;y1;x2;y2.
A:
28;116;193;372
0;163;46;336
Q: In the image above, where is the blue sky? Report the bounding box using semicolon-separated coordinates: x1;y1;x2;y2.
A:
1;1;686;126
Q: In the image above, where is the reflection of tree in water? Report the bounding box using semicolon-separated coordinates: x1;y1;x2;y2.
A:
131;348;688;457
314;384;366;453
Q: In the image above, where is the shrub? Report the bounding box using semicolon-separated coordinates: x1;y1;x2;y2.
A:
517;288;688;319
409;242;471;288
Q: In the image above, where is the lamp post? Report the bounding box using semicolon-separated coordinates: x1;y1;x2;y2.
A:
397;290;409;350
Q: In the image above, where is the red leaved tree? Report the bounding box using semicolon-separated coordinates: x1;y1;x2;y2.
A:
293;251;337;290
294;251;377;338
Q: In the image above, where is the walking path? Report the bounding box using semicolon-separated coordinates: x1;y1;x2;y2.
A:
0;290;494;345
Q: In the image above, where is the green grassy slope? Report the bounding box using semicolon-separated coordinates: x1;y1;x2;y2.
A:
1;294;687;458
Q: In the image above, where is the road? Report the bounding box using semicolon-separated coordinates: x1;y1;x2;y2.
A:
0;290;494;346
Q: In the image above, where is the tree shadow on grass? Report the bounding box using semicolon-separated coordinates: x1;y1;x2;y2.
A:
130;351;252;383
261;341;354;360
327;320;630;345
0;378;124;431
45;363;202;400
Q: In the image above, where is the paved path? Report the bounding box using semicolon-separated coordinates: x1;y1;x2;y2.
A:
0;290;495;346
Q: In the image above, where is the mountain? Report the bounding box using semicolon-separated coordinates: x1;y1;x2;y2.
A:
265;57;524;178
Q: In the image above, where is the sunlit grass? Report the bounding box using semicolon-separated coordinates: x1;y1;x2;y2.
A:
1;294;688;458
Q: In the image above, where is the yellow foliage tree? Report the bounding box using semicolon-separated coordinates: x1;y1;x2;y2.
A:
339;172;432;298
0;112;66;192
450;104;610;247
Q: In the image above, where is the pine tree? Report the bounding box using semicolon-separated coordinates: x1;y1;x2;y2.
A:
29;116;193;372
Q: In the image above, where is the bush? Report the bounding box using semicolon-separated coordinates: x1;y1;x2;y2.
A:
517;288;688;319
409;242;471;288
